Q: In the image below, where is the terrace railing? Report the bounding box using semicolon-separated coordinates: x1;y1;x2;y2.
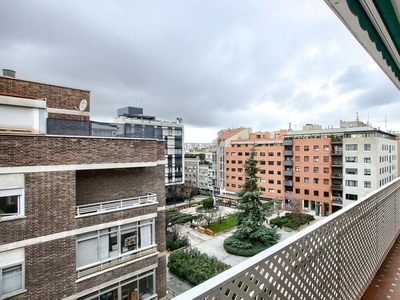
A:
174;177;400;300
76;193;157;217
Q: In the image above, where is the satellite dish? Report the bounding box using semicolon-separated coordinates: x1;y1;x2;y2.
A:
79;99;87;111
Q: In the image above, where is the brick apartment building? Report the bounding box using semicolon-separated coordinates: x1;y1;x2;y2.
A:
219;121;398;217
0;70;166;300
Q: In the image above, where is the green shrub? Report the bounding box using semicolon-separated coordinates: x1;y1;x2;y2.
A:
166;236;189;251
168;248;230;285
208;215;238;233
223;236;270;256
202;197;214;209
270;213;314;230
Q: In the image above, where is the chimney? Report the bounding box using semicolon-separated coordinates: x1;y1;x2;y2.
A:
2;69;16;78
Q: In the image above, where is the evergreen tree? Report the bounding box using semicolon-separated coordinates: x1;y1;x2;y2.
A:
224;145;280;256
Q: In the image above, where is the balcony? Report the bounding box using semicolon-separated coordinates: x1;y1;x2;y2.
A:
330;137;343;144
283;140;293;146
283;160;293;167
331;184;343;190
332;150;343;155
76;193;157;217
332;173;342;178
174;178;400;300
283;150;293;156
331;161;343;167
284;180;293;187
283;170;293;176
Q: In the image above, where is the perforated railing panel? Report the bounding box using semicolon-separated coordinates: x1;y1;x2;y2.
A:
174;178;400;300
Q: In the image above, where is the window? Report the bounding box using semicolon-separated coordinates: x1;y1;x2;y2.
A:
295;166;300;172
324;192;329;198
260;170;266;174
323;156;329;162
305;189;309;195
78;271;155;300
231;176;236;180
0;248;25;299
260;187;265;192
77;220;155;271
277;171;281;175
345;144;358;151
304;146;309;151
245;152;250;156
277;161;282;166
238;177;243;181
313;156;319;162
313;145;319;151
268;170;274;175
232;184;236;188
268;179;274;184
364;157;371;163
323;167;329;174
260;179;266;183
231;152;236;156
277;152;281;157
364;144;371;151
345;180;358;187
364;169;371;176
260;161;266;165
345;157;357;163
0;188;25;218
295;188;300;194
268;188;274;193
346;168;358;175
238;160;243;164
313;178;319;184
304;156;309;162
268;152;274;156
268;161;274;165
323;179;329;185
237;152;242;156
314;191;319;196
238;168;243;173
277;180;281;185
295;146;300;151
304;167;309;173
295;156;300;162
260;152;265;156
313;167;319;173
231;168;236;172
346;194;358;201
231;160;236;164
364;181;371;188
304;177;309;183
295;177;300;182
323;145;329;151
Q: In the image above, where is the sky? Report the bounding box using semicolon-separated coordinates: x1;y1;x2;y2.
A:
1;1;399;143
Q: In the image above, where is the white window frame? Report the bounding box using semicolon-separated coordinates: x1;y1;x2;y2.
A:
76;219;155;271
0;249;25;299
0;188;25;219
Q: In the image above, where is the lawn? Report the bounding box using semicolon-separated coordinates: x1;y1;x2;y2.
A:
208;215;238;233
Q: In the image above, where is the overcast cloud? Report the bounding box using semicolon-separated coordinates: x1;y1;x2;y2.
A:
1;0;399;142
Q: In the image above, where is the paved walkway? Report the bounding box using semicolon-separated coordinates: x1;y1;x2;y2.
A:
166;208;323;298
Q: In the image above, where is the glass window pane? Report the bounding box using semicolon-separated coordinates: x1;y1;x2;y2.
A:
2;265;23;295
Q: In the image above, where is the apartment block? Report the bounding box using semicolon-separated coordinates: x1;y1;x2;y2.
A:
0;70;166;300
221;120;398;217
184;153;212;192
212;127;252;194
114;107;184;205
224;130;288;200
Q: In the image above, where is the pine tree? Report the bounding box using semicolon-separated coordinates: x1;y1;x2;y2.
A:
223;145;280;256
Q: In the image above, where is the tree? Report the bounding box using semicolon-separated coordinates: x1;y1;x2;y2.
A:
223;145;280;256
273;199;284;218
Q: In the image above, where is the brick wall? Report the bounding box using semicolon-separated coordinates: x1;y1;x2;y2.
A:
157;256;167;299
0;76;90;121
0;135;165;167
0;171;76;245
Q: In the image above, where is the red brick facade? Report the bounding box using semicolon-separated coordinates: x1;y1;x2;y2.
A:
0;76;90;121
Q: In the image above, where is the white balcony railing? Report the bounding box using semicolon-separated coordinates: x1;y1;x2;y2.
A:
174;177;400;300
76;193;157;217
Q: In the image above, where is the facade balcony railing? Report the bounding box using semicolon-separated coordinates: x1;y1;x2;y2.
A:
76;193;157;217
331;162;343;167
283;160;293;167
331;184;343;190
174;178;400;300
331;150;343;155
283;150;293;156
284;180;293;187
283;170;293;176
330;137;343;143
283;140;293;146
332;173;342;178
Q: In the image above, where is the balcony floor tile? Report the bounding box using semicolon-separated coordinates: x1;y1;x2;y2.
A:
362;234;400;300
